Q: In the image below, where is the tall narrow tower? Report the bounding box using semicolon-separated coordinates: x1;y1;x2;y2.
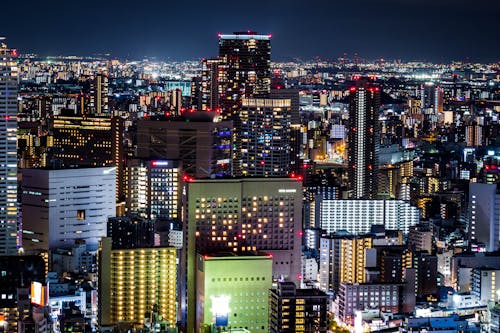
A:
0;38;18;254
347;79;380;199
217;31;271;119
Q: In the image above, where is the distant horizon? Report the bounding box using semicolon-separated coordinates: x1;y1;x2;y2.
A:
2;0;500;64
15;50;500;65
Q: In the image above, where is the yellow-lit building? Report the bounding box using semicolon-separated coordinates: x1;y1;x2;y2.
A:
98;238;177;328
339;236;373;284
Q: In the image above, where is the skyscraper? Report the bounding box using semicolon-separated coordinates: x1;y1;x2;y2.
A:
238;98;291;177
347;79;380;199
217;32;271;119
90;72;109;115
0;38;18;255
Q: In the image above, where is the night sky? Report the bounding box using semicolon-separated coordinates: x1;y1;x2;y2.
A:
2;0;500;62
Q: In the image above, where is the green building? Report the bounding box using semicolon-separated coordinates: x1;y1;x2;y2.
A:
196;253;273;333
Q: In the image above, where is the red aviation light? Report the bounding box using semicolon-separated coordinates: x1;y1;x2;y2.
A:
182;174;194;182
268;34;273;38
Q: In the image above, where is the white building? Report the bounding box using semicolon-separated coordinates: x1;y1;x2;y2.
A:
319;199;420;235
469;183;500;251
0;38;18;255
21;167;116;253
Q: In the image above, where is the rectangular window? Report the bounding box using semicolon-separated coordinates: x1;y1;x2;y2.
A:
77;210;86;220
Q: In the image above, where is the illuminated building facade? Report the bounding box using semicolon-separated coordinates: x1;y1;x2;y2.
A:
196;253;272;333
347;80;380;199
200;58;222;111
319;199;420;235
183;178;302;332
468;182;500;251
238;98;291;177
218;32;271;119
0;38;18;255
21;167;116;253
319;234;373;292
125;159;181;220
49;115;122;169
90;72;109;115
136;116;233;178
337;282;404;325
269;282;328;333
98;238;177;328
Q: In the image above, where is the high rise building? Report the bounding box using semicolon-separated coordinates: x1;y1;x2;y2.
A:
49;114;121;169
90;72;109;115
217;32;271;119
196;253;272;333
21;167;116;254
318;199;420;235
136;114;233;178
469;183;500;251
98;238;177;328
319;234;373;292
200;58;222;111
347;80;380;199
269;282;328;333
183;177;302;332
238;98;291;177
420;82;443;132
0;38;18;255
125;159;181;220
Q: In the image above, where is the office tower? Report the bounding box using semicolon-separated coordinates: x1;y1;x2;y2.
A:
125;159;181;220
90;72;109;115
238;98;291;177
269;282;328;333
0;255;46;333
136;114;233;178
98;238;177;328
469;183;500;251
183;178;302;332
319;234;373;292
21;167;116;254
347;80;380;199
318;199;420;235
196;253;272;333
0;38;18;255
218;32;271;119
49;114;122;169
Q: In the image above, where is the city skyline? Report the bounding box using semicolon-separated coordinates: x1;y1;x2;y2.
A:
2;0;500;62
